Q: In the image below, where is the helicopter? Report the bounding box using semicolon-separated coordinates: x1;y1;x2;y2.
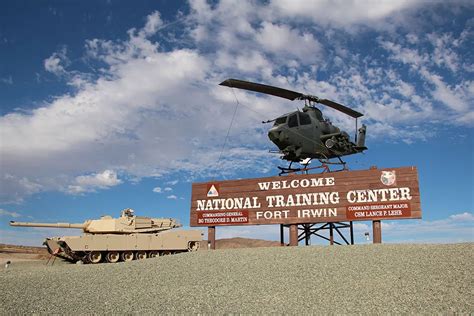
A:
219;78;367;174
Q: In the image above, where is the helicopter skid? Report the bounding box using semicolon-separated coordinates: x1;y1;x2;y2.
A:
278;157;347;176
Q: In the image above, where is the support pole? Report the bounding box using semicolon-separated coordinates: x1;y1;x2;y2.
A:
280;224;284;246
350;221;354;245
304;224;310;246
329;223;334;245
372;220;382;244
208;226;216;250
289;224;298;246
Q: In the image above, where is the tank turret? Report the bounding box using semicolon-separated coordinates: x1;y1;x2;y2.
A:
10;208;182;234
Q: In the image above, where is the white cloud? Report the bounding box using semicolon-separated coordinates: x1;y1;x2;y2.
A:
0;75;13;84
420;67;470;113
164;187;173;192
167;195;178;200
140;11;163;37
67;170;122;194
166;180;179;186
427;32;461;72
1;30;214;201
381;212;474;243
268;0;422;28
379;37;473;125
1;174;42;204
449;212;474;222
0;209;22;218
215;50;273;76
152;186;162;193
44;46;69;75
256;22;322;60
379;40;428;68
1;4;473;202
406;33;419;44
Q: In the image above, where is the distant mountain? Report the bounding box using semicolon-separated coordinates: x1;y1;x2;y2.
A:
215;237;283;249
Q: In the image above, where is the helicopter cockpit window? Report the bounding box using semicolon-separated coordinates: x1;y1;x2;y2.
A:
273;116;287;126
288;114;298;128
298;112;311;125
314;108;324;121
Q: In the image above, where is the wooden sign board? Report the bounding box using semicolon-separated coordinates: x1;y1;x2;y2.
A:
190;167;421;227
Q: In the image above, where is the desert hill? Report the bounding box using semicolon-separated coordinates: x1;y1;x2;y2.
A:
0;243;49;263
214;237;282;248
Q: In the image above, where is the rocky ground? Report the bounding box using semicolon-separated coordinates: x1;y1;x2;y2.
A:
0;242;472;314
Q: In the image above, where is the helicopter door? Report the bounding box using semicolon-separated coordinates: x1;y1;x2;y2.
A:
297;112;315;154
287;114;299;148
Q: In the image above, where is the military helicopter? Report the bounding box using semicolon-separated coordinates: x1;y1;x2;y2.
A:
219;79;367;174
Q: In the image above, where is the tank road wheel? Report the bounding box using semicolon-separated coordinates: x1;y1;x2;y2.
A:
136;251;147;260
161;250;172;256
121;251;134;262
88;251;102;264
188;241;200;252
106;251;120;263
149;251;159;258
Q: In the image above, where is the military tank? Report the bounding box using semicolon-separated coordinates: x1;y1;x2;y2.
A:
10;208;203;264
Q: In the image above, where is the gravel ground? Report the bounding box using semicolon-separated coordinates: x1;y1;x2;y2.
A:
0;243;472;314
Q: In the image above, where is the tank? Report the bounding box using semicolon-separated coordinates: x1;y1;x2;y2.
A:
10;208;203;264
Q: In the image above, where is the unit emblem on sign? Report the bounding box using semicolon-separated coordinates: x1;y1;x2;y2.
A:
380;170;396;186
207;184;220;197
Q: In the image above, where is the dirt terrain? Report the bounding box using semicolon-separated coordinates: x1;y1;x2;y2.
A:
1;243;472;314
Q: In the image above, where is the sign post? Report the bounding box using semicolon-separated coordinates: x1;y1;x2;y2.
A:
373;220;382;244
208;226;216;250
289;224;298;246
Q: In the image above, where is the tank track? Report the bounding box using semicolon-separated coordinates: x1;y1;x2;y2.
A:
45;241;201;264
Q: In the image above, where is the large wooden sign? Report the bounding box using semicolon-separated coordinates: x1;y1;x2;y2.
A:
190;167;421;226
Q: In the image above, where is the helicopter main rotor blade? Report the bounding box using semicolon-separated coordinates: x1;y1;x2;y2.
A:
219;79;302;101
220;78;363;118
310;97;363;118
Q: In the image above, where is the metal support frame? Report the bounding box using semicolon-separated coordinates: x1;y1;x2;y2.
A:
277;162;360;246
280;222;355;246
298;222;354;245
280;224;284;246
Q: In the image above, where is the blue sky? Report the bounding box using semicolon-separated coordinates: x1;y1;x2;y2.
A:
0;0;473;246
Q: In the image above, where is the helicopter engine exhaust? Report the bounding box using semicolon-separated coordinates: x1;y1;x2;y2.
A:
357;124;367;148
325;138;336;149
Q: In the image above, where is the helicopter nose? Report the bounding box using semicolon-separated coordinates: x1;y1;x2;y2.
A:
268;130;280;142
268;129;288;146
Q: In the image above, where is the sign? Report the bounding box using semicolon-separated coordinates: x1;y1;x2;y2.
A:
190;167;421;226
197;210;249;225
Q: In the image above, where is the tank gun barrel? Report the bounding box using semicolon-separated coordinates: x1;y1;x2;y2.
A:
10;221;85;229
